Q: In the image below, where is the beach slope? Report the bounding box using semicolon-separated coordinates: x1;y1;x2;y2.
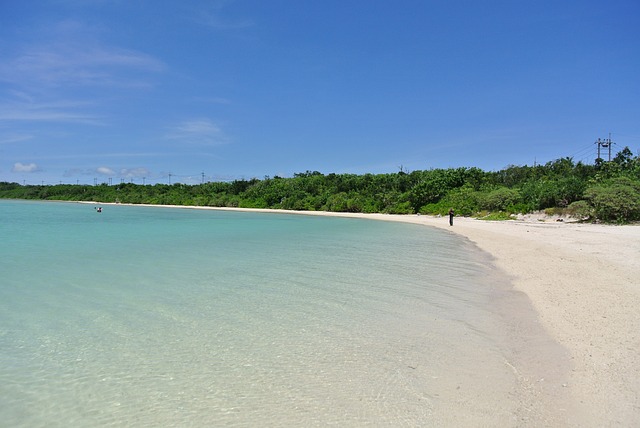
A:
366;213;640;426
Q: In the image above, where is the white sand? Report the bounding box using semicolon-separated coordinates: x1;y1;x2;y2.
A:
335;211;640;426
87;203;640;425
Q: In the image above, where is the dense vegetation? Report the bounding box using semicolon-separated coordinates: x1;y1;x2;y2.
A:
2;148;639;223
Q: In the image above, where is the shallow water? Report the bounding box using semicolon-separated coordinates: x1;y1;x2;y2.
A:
0;200;547;426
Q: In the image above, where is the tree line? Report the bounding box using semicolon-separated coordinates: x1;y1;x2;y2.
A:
2;148;639;223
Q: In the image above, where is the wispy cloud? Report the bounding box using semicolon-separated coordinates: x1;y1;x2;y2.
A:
0;44;165;89
193;2;254;30
166;118;229;146
0;99;103;125
12;162;40;173
0;18;165;90
198;14;253;30
0;21;164;129
0;133;34;145
23;151;174;161
63;166;151;179
119;167;151;178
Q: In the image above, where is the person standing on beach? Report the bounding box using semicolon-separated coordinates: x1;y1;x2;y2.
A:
448;208;454;226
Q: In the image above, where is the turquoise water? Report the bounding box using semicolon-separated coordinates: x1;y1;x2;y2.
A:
1;200;527;426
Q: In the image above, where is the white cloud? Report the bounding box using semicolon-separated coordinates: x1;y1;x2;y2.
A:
166;118;229;146
96;166;116;176
120;167;150;178
12;162;40;173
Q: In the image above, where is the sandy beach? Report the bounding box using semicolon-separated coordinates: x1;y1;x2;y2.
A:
201;206;640;426
86;203;640;425
338;211;640;426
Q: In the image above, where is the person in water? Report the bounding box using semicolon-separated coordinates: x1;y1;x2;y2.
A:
448;208;454;226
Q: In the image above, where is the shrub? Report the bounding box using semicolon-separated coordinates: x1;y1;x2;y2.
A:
566;200;592;220
385;201;413;214
420;185;480;216
477;211;514;221
478;187;521;211
544;207;565;216
584;177;640;223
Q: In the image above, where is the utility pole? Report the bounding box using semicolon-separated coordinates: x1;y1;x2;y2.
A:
201;171;205;184
596;135;613;162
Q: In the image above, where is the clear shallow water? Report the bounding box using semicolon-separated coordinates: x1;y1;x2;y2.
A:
1;200;525;426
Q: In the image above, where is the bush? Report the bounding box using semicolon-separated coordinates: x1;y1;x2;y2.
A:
584;177;640;223
478;187;521;211
566;200;592;220
419;185;480;216
477;211;514;221
384;201;413;214
544;207;564;216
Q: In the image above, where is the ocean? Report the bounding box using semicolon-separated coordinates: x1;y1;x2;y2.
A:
0;199;535;426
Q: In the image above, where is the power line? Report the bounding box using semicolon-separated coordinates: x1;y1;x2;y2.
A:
570;144;596;162
595;135;614;162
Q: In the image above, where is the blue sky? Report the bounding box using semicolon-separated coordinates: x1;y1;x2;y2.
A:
1;0;639;185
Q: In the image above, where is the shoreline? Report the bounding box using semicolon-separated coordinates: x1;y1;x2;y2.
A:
85;202;640;425
321;211;639;426
383;213;640;426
